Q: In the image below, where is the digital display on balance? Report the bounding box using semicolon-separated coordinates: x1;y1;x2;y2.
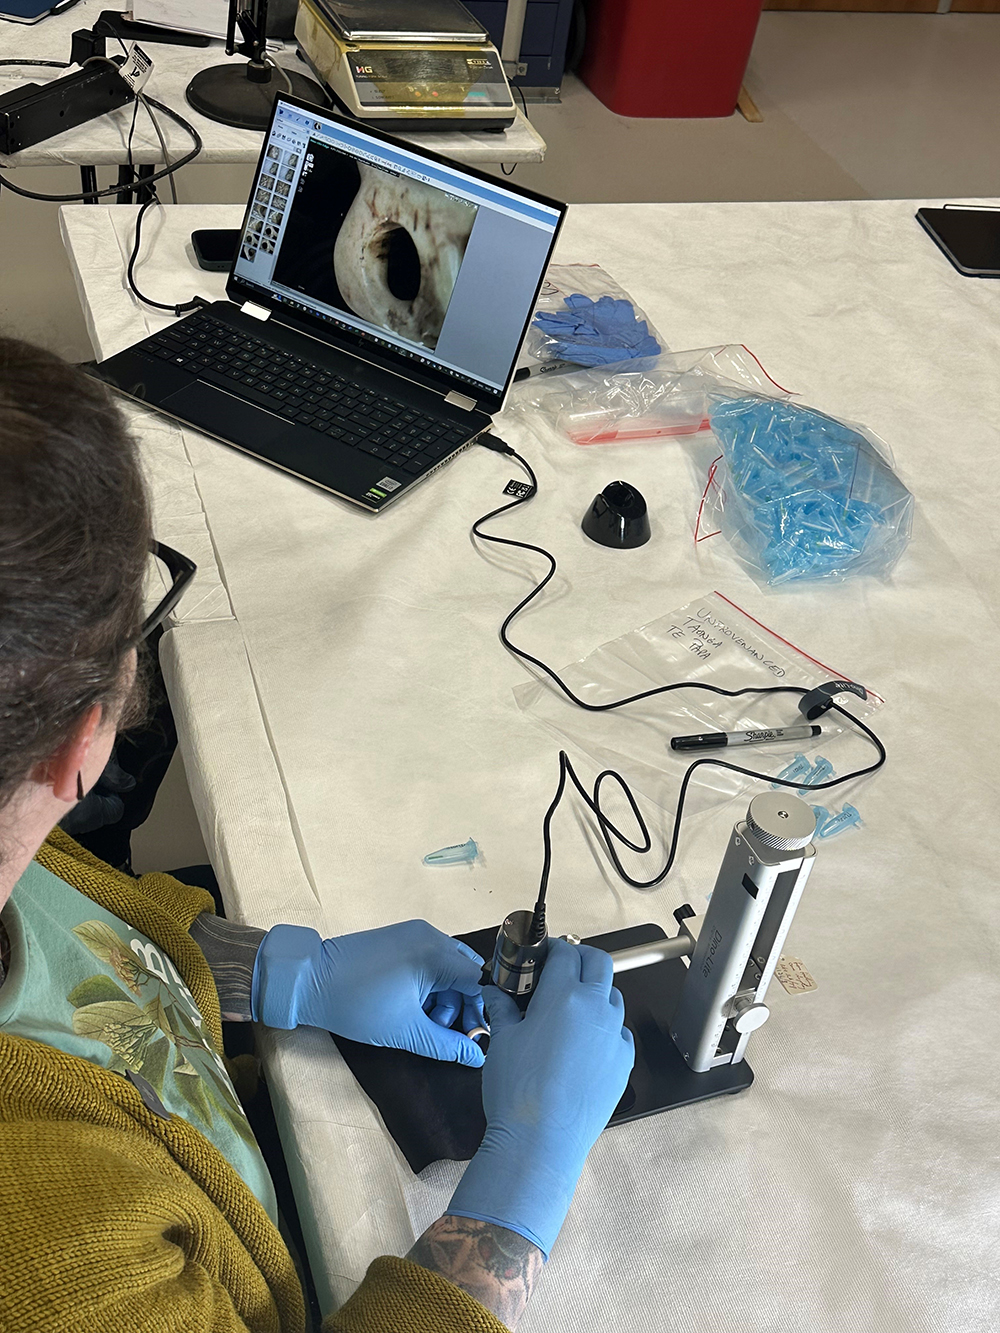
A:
350;49;511;108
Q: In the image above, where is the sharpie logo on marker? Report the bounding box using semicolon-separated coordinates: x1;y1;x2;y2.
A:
670;723;822;752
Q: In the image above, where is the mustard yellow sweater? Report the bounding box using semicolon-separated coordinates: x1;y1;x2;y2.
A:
0;829;507;1333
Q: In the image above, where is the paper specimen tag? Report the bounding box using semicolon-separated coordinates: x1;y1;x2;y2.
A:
774;955;817;995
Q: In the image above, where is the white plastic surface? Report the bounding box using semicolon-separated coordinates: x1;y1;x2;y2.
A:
61;198;1000;1330
0;0;545;169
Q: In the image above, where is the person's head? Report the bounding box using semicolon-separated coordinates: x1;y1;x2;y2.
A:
0;336;152;867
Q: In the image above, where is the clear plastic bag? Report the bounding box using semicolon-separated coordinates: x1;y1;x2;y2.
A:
514;591;881;835
697;396;914;587
507;345;790;448
517;264;667;375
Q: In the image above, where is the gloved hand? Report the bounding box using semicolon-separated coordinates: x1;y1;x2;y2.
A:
447;939;635;1257
251;920;486;1067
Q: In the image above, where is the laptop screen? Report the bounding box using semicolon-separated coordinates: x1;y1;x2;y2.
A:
231;99;563;401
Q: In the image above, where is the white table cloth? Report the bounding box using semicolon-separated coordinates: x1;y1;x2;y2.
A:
1;0;545;170
61;197;1000;1331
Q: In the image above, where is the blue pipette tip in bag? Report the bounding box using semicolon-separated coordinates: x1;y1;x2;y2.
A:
817;804;862;838
423;838;483;867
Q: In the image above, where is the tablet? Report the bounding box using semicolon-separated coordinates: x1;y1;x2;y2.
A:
916;206;1000;278
0;0;56;19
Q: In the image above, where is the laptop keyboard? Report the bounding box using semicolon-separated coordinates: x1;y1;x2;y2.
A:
142;313;475;475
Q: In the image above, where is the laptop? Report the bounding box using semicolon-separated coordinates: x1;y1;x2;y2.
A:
92;93;566;512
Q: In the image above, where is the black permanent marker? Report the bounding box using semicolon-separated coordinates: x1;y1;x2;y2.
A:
670;724;821;753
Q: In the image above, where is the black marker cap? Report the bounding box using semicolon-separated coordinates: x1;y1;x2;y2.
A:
670;732;727;751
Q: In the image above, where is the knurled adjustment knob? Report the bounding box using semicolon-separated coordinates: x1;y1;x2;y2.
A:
731;997;770;1033
746;791;816;851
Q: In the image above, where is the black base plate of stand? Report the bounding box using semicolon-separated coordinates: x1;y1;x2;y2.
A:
332;922;752;1173
186;65;328;130
579;923;754;1124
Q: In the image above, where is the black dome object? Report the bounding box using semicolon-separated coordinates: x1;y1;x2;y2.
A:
581;481;651;548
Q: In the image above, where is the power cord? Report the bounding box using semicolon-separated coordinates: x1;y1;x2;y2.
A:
124;83;140;177
264;54;294;97
104;30;178;205
0;70;202;202
474;435;886;910
142;93;177;204
0;52;204;311
125;193;208;315
500;85;530;177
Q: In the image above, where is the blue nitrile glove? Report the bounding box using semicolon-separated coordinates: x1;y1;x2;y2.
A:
251;920;486;1067
447;939;635;1257
533;293;660;366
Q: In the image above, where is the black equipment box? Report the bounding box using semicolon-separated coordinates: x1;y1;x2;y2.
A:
0;59;133;156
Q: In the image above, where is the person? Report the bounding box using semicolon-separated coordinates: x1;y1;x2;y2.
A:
0;337;634;1332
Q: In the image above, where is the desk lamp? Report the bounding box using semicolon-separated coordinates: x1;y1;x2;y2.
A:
186;0;326;130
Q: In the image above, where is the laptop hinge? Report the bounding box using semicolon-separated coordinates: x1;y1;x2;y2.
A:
241;301;271;321
445;390;477;411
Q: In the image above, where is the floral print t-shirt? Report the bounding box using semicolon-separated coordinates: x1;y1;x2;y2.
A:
0;860;277;1222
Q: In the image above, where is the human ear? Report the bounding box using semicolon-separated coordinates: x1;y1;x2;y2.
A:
33;704;106;804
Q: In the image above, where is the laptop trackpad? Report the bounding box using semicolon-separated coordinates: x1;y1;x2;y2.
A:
160;382;291;455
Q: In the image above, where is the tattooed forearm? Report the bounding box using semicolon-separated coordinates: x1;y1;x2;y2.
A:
188;912;266;1022
406;1215;544;1330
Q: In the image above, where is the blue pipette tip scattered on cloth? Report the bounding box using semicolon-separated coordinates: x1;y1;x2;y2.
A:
804;756;835;786
533;293;660;366
772;752;813;789
810;805;832;835
423;838;483;867
817;804;862;838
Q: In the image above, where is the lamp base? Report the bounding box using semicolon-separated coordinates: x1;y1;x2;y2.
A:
185;63;327;130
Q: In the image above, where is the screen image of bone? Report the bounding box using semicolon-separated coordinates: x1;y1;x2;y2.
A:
271;139;478;351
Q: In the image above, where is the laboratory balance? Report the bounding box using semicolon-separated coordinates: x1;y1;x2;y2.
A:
295;0;517;132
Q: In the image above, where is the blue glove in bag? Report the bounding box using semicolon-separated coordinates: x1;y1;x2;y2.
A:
533;293;660;367
251;920;486;1067
447;939;635;1257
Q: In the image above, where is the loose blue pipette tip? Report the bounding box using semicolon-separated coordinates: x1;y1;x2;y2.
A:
817;804;862;838
423;838;481;867
772;752;813;789
804;756;835;786
810;805;832;835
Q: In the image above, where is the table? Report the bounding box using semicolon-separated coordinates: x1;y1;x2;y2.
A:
0;0;545;187
61;198;1000;1332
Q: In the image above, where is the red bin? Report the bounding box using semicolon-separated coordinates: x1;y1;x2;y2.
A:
579;0;765;119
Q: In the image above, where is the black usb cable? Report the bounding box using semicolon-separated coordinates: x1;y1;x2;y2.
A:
475;435;886;911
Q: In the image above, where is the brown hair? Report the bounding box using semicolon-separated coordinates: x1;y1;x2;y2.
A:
0;337;152;814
